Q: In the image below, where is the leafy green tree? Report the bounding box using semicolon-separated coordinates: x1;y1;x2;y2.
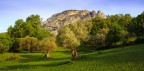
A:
121;14;132;27
89;17;108;47
57;27;80;59
19;36;38;53
106;24;124;47
128;12;144;37
90;17;107;35
39;37;57;58
26;14;41;29
32;29;51;40
7;15;51;53
89;28;109;47
7;15;51;40
69;22;92;43
11;19;25;38
107;14;132;27
26;15;42;39
0;33;12;52
8;19;32;38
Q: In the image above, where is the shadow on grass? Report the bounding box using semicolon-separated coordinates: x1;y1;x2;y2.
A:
75;46;144;64
0;61;72;70
19;54;71;63
54;51;70;54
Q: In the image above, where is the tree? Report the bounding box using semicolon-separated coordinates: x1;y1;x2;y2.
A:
0;33;12;52
128;12;144;37
106;24;124;47
10;19;25;38
107;14;132;27
69;22;92;43
39;37;57;58
26;14;41;29
33;29;51;40
26;15;44;39
89;28;109;47
90;17;107;35
19;36;38;53
7;15;51;40
57;27;80;59
89;17;108;48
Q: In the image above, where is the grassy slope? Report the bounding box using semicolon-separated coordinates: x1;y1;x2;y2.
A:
0;44;144;71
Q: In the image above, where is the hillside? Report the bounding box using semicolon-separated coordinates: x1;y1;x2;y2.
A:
42;10;105;35
0;44;144;71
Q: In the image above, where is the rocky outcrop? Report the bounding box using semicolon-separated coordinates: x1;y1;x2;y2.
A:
43;10;105;35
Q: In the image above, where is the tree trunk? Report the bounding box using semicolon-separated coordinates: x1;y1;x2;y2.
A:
71;48;78;60
29;48;33;53
115;41;116;46
0;49;1;54
0;49;4;54
44;50;50;58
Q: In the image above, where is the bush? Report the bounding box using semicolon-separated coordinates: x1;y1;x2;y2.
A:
123;37;136;46
134;37;144;44
6;54;21;61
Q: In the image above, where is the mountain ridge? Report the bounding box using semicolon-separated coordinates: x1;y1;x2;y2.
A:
42;9;105;35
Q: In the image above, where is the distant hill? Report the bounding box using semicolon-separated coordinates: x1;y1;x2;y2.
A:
42;10;105;35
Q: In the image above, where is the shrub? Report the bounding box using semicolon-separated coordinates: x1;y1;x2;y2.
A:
134;37;144;44
6;54;21;61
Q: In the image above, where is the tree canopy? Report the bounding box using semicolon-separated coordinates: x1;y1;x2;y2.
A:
8;15;51;40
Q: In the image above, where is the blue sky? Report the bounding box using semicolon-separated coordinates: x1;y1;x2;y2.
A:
0;0;144;33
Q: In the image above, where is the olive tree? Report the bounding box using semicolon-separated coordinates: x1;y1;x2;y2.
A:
57;27;80;59
19;36;38;53
39;37;57;58
69;22;91;43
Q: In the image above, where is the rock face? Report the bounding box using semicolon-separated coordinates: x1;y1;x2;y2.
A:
43;10;105;35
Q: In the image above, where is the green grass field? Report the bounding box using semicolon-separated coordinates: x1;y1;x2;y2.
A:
0;44;144;71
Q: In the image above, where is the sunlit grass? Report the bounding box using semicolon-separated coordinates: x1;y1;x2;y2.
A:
0;44;144;71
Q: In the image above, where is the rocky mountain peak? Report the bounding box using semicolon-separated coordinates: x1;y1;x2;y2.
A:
97;10;105;18
43;10;105;35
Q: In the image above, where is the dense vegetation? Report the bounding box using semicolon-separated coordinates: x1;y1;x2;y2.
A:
0;11;144;70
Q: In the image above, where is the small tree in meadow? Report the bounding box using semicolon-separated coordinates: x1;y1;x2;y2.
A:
19;36;38;53
57;27;80;59
39;37;57;58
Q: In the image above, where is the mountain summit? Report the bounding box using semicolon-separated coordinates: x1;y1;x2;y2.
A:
42;10;105;35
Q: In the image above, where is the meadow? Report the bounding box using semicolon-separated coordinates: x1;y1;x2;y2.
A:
0;44;144;71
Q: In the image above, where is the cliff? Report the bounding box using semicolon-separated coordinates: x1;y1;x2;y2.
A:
43;10;105;35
